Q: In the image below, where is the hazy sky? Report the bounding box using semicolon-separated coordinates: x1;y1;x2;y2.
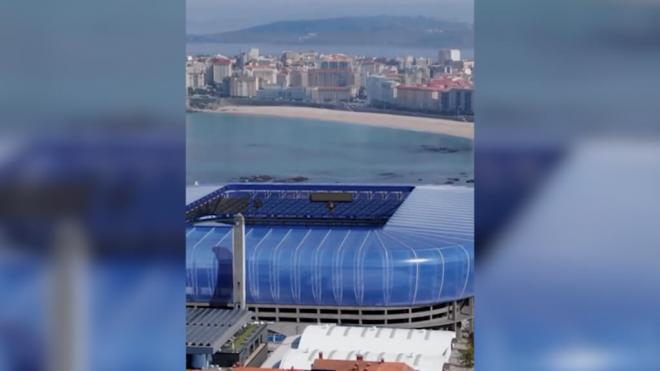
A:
187;0;473;34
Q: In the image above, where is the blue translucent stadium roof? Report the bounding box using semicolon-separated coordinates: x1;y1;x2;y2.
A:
186;184;473;307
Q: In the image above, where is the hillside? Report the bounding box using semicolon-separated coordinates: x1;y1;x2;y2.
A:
187;16;473;49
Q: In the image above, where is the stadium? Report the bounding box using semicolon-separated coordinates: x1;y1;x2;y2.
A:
186;183;473;328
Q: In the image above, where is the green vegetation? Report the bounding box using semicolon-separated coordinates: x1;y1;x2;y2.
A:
223;324;259;351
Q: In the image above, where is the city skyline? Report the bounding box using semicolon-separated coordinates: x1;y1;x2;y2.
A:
187;47;473;119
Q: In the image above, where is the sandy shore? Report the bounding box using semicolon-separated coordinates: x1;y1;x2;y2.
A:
196;105;473;139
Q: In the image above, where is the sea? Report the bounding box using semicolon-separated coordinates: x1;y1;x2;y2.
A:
187;111;473;186
186;42;474;60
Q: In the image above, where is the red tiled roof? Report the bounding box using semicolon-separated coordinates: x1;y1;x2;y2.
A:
397;85;440;92
323;53;350;61
313;358;413;371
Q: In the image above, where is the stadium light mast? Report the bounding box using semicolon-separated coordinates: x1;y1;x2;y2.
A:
232;213;246;309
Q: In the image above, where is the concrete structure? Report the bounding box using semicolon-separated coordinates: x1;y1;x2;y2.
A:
213;323;269;368
462;60;474;76
309;55;356;89
247;48;260;60
356;60;383;88
279;325;455;371
233;214;246;309
212;57;233;84
366;75;398;107
443;320;474;371
281;50;302;65
242;299;473;330
395;85;440;111
414;57;431;68
401;56;415;69
315;87;355;104
186;307;253;369
186;60;210;91
277;70;290;88
186;184;473;329
309;68;356;89
290;68;309;88
438;49;461;64
384;77;474;114
252;67;278;85
429;65;452;79
401;66;429;85
230;75;259;98
440;89;473;115
256;86;308;102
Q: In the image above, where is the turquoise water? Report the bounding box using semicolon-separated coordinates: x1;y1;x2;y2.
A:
186;112;473;185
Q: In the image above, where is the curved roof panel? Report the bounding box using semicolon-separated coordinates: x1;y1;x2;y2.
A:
279;325;454;371
186;184;473;307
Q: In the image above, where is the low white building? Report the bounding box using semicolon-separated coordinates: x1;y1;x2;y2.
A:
229;75;259;97
247;48;260;60
396;85;440;111
256;86;308;102
279;325;455;371
366;75;399;107
186;60;210;91
252;67;278;85
314;87;355;104
440;88;473;115
289;67;309;87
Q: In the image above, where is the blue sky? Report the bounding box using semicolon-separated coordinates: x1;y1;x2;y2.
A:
187;0;473;34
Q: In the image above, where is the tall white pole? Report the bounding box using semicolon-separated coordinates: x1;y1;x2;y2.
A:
232;213;246;309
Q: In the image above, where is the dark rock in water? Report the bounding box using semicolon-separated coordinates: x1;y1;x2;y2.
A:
466;179;474;183
239;174;273;182
417;178;423;182
288;176;309;183
273;176;309;183
448;177;460;182
254;175;273;182
444;180;455;185
419;145;459;154
378;172;401;178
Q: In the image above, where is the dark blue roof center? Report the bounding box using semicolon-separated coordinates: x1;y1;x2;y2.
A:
186;184;414;226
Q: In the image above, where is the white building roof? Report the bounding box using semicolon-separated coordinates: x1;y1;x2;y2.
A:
278;325;455;371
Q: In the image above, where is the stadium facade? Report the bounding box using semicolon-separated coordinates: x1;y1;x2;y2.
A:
186;183;473;328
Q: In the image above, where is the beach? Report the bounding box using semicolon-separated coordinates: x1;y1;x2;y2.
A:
196;105;474;139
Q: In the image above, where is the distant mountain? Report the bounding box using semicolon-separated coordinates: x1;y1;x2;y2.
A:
187;16;473;49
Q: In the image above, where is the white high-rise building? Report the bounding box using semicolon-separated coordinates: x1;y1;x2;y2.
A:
251;67;277;85
402;56;415;69
211;57;233;84
438;49;461;64
247;48;260;60
366;75;399;107
229;75;259;97
186;60;209;91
